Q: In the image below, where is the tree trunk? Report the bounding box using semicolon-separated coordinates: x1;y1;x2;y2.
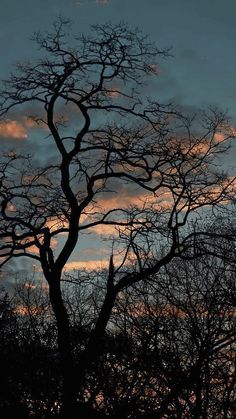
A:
77;288;117;390
48;278;78;418
193;366;203;419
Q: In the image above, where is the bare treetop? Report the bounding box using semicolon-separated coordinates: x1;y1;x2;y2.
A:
0;18;168;119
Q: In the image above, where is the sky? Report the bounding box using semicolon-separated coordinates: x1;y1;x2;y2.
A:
1;0;236;283
1;0;236;111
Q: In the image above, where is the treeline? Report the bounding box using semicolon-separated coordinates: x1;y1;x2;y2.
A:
1;251;235;418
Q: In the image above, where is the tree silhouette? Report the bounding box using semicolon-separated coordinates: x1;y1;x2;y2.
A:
0;247;235;418
0;18;235;417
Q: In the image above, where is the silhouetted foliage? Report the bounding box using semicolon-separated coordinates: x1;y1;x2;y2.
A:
1;243;236;418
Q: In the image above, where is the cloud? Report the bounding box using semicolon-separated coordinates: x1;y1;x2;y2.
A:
215;126;236;142
64;252;124;271
0;112;62;143
79;247;109;258
89;223;120;236
46;217;67;232
0;120;28;139
64;259;109;271
98;188;145;211
125;302;188;319
105;89;120;98
14;304;44;316
22;116;47;130
19;237;58;255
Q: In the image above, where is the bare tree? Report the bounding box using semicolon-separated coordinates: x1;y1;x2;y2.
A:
0;18;235;417
103;249;236;418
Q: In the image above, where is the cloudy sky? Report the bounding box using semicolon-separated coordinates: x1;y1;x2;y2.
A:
1;0;236;110
1;0;236;279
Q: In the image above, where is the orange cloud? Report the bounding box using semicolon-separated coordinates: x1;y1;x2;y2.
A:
98;191;145;211
0;120;27;139
81;188;175;236
214;132;225;143
98;189;173;214
89;224;119;236
64;259;109;271
14;304;44;316
64;253;124;271
19;236;58;255
46;217;69;233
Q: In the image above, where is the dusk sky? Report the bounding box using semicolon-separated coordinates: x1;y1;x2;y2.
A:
1;0;236;111
1;0;236;281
